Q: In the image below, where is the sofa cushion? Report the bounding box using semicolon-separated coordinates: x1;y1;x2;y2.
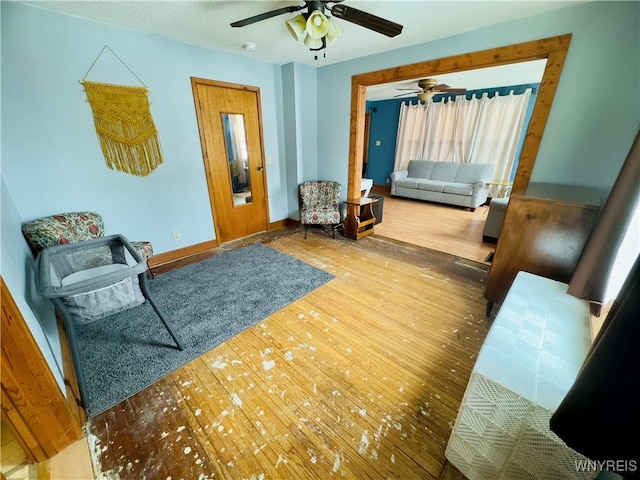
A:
443;182;475;196
455;162;494;184
430;162;459;182
395;178;420;189
407;160;435;179
417;179;448;192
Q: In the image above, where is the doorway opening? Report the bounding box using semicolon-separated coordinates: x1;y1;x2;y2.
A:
346;35;572;261
364;61;546;262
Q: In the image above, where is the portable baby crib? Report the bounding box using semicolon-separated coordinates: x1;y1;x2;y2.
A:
35;234;183;408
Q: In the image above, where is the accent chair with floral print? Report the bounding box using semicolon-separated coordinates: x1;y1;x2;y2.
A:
21;211;154;260
299;181;342;239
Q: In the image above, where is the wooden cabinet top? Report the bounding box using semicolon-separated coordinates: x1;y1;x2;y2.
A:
512;182;600;208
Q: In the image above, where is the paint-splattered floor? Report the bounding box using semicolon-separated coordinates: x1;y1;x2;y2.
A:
88;230;486;479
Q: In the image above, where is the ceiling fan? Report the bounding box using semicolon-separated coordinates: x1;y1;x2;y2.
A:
394;78;467;101
231;1;403;59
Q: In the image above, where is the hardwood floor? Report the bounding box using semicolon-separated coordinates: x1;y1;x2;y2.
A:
370;186;495;265
88;229;489;479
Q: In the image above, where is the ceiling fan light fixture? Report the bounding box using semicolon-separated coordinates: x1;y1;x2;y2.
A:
303;34;324;50
306;10;329;39
286;14;307;41
419;78;439;90
417;91;436;102
325;17;344;45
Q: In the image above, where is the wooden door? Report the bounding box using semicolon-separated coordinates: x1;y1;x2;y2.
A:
191;78;269;244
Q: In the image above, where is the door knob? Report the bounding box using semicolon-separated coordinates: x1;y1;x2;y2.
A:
257;166;264;171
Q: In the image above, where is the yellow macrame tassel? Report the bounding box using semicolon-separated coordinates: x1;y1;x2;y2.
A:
82;81;163;176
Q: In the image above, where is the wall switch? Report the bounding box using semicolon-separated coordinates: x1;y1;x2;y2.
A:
172;231;180;240
375;140;381;146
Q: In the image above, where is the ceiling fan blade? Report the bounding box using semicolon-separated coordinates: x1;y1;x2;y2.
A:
393;92;415;98
396;88;421;91
438;88;467;93
330;4;403;37
432;84;466;93
230;5;304;28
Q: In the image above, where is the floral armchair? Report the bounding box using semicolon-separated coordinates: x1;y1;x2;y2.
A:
21;212;154;260
299;181;342;239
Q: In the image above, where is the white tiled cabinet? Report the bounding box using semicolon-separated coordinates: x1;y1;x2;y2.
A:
446;271;597;480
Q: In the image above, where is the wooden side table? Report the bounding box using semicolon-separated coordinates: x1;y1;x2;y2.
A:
343;197;378;240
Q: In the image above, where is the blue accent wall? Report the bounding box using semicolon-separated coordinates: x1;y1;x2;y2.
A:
365;84;539;185
364;99;402;185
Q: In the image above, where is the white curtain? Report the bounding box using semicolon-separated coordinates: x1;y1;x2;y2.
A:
451;93;485;164
393;102;428;172
422;98;459;163
393;89;532;182
467;90;532;181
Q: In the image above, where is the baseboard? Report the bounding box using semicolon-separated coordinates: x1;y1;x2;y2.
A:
271;218;299;229
147;240;219;275
147;221;296;275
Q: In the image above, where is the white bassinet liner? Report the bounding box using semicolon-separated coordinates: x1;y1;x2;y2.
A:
35;234;148;322
35;234;147;299
59;264;146;323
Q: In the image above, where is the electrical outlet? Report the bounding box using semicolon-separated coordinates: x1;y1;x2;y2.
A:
386;178;390;184
172;231;180;241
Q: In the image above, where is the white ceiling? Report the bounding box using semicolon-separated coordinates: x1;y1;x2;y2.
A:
19;1;576;98
20;1;584;65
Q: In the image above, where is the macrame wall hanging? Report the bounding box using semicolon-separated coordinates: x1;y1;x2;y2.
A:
81;46;163;177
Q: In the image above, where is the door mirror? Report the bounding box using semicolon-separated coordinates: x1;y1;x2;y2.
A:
221;113;252;206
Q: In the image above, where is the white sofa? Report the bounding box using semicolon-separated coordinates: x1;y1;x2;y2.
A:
390;160;494;211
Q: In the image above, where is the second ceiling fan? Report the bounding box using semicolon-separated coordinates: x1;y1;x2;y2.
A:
231;1;403;59
395;78;467;101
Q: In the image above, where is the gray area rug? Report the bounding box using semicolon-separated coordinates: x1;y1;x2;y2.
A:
77;243;334;418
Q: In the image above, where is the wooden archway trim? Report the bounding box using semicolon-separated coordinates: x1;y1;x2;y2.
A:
347;34;573;200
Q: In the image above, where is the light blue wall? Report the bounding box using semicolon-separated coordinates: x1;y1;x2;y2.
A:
1;1;287;255
1;179;65;391
317;1;640;200
281;62;319;219
297;63;319;185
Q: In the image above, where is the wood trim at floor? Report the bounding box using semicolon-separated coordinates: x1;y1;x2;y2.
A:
147;240;219;275
148;221;297;275
271;218;299;229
